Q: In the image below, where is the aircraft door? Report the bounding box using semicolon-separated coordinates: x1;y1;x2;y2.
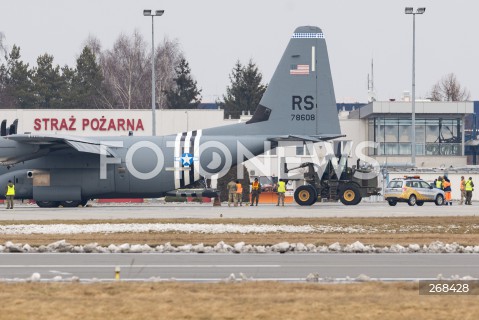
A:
115;163;130;193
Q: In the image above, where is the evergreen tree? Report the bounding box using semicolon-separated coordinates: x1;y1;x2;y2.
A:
222;59;267;119
74;46;103;108
0;61;8;108
4;45;36;108
32;53;63;108
59;65;77;108
164;57;202;109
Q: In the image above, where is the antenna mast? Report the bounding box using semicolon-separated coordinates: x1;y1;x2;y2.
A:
367;59;376;102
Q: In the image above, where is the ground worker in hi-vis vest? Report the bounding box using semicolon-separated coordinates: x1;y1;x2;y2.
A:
465;177;474;205
276;179;286;206
235;180;243;206
250;178;261;206
459;176;466;205
5;180;15;209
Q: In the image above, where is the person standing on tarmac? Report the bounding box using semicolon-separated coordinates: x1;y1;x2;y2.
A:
442;176;452;205
276;179;286;206
250;178;261;206
227;180;237;207
435;176;443;189
459;176;466;205
5;180;15;210
235;180;243;206
465;177;474;205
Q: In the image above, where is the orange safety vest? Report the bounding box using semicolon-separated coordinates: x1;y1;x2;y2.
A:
252;181;260;190
442;180;451;189
460;180;465;191
236;183;243;194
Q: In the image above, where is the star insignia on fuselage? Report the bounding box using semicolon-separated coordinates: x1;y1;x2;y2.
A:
179;153;194;167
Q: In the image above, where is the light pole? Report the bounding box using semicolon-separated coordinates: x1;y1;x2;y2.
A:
405;7;425;167
143;9;165;136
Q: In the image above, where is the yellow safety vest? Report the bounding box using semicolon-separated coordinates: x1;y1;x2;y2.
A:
277;181;286;193
465;180;473;192
6;184;15;196
435;180;442;189
252;181;260;190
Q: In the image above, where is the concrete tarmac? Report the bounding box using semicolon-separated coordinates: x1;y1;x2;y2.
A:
1;253;478;281
0;201;477;220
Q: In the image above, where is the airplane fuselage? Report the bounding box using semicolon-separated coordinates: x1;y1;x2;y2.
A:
0;131;270;202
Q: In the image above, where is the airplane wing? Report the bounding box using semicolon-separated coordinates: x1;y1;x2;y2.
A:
1;134;117;165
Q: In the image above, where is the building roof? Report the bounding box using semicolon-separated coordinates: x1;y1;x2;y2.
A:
348;101;474;119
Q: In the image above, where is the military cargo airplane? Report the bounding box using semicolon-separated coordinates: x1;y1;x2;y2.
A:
0;26;342;208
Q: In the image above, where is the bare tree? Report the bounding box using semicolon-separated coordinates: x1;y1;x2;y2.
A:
83;34;102;61
80;32;184;109
429;73;470;101
100;30;150;109
154;38;183;109
0;31;6;60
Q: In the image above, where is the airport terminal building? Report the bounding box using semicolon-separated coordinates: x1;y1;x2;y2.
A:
1;101;476;170
345;100;473;167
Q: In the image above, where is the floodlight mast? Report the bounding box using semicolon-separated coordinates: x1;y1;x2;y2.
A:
143;9;165;136
405;7;425;167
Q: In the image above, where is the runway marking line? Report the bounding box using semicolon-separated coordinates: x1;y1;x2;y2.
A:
0;265;282;268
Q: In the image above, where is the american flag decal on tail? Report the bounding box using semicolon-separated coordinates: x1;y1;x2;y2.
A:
290;64;309;75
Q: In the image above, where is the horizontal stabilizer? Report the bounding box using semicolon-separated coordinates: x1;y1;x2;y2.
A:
268;134;345;142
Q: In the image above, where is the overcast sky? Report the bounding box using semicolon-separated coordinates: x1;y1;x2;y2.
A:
1;0;477;103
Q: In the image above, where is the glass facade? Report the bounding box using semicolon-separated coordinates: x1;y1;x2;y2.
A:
368;118;462;156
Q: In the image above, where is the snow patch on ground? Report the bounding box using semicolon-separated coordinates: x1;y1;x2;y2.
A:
1;240;479;254
2;223;474;235
0;223;317;234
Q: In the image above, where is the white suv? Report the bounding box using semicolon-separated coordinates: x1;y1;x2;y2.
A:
384;177;445;206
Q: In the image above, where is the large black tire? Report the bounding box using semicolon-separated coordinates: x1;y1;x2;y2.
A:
339;184;362;205
387;199;397;206
416;201;424;206
60;200;82;208
435;194;444;206
80;199;89;207
36;201;61;208
407;194;417;206
294;185;317;206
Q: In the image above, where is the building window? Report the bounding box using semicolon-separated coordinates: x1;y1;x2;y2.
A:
296;145;304;156
368;117;462;156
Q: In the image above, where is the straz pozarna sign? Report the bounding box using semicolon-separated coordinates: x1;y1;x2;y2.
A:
33;117;145;132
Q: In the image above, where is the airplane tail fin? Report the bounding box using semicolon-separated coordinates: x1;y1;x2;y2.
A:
246;26;342;140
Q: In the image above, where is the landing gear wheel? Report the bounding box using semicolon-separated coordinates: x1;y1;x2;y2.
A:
408;194;417;206
435;194;444;206
416;201;424;206
80;199;89;207
387;199;397;206
60;200;82;208
294;185;317;206
36;201;61;208
339;184;362;205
